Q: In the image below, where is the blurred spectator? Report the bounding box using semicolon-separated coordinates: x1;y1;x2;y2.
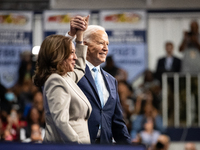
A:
3;87;30;123
155;41;182;125
145;90;158;112
131;103;166;140
153;134;170;150
2;89;17;115
12;50;39;119
30;123;43;143
33;91;45;128
1;86;43;142
3;129;13;141
118;80;135;132
33;91;43;114
137;118;161;149
0;110;9;137
0;84;7;112
0;117;3;140
18;50;33;85
155;41;181;85
16;79;39;119
136;89;161;114
20;107;44;142
185;142;197;150
103;55;128;81
140;69;160;93
1;108;26;141
179;20;200;125
136;69;161;111
179;20;200;73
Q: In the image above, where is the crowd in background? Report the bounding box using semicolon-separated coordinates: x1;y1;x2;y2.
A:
0;20;200;150
0;50;44;143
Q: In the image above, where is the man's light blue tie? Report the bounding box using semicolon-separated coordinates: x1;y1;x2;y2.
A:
92;67;104;108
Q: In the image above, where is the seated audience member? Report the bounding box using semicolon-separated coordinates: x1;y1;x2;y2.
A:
20;107;44;142
17;80;39;119
0;84;8;113
7;109;20;141
136;70;161;111
138;118;161;148
1;108;26;141
139;69;161;94
33;91;45;127
0;117;2;140
30;123;43;143
12;50;39;117
118;80;135;132
3;89;18;114
18;50;33;85
13;52;39;118
0;110;9;138
136;89;161;115
185;142;197;150
3;129;13;141
131;103;165;140
103;55;128;81
153;134;170;150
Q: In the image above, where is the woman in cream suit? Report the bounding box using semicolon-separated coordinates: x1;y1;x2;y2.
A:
33;16;92;144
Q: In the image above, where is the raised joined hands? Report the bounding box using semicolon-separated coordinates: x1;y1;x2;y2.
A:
69;15;90;37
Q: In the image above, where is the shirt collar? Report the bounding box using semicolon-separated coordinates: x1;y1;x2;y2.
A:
86;60;100;72
166;56;173;60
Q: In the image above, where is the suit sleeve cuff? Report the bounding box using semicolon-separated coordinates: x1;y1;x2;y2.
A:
65;32;76;41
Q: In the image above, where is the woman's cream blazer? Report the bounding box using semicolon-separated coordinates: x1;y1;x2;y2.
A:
43;44;92;144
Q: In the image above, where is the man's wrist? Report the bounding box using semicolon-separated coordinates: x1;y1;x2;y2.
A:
68;31;75;37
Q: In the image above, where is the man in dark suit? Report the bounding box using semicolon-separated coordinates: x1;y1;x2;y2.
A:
155;41;181;84
67;22;131;144
155;41;181;125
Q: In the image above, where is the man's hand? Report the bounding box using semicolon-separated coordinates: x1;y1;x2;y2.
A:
76;15;90;36
83;15;90;31
68;15;88;37
75;15;90;44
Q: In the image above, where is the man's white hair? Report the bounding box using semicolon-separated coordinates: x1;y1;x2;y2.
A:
83;25;106;43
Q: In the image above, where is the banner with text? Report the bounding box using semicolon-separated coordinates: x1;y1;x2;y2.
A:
0;11;33;88
43;10;90;38
100;10;147;83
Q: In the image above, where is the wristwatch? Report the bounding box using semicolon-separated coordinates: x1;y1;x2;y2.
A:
75;39;83;44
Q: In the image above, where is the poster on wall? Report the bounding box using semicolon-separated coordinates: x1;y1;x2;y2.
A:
100;10;147;83
43;10;90;38
0;11;33;88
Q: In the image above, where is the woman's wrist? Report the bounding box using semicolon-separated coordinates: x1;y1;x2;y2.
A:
75;39;83;44
76;31;84;45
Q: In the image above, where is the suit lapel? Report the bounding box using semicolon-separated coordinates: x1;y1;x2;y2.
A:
164;58;167;69
171;56;175;70
85;65;101;108
100;68;111;107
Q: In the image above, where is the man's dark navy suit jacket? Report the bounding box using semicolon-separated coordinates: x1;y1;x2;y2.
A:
77;65;131;144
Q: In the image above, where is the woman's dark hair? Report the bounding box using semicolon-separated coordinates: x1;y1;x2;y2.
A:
26;107;40;125
33;35;73;87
